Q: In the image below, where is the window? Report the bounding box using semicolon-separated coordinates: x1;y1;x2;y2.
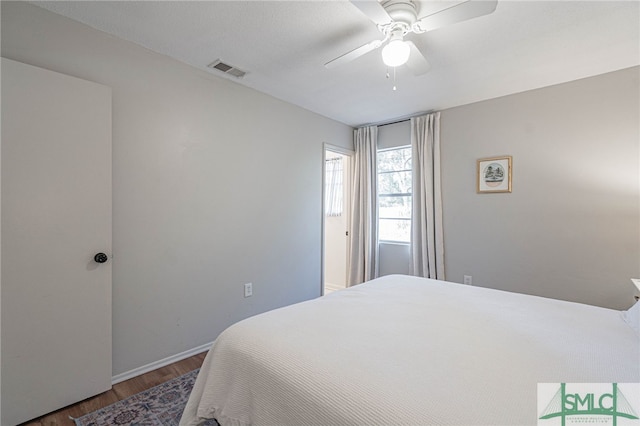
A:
325;156;343;216
378;146;411;243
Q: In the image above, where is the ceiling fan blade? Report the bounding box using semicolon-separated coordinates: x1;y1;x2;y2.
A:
325;39;384;69
350;0;393;26
405;41;430;75
415;0;498;33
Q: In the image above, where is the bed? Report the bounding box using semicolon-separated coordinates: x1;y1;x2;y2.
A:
180;274;639;426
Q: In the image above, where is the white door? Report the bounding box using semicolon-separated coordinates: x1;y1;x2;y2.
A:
1;58;112;425
323;146;354;294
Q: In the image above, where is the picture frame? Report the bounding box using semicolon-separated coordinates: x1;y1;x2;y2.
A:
477;156;512;193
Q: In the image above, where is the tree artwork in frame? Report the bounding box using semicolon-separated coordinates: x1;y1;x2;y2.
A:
477;156;512;193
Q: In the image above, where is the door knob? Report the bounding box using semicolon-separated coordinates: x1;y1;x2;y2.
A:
94;253;108;263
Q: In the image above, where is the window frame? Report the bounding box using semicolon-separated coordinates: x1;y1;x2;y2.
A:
377;145;412;244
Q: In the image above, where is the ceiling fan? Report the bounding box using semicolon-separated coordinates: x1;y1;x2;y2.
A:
325;0;498;75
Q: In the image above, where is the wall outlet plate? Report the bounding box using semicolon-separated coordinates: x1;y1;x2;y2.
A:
244;282;253;298
463;275;472;285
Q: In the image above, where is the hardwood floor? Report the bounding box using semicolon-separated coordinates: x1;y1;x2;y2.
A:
20;352;207;426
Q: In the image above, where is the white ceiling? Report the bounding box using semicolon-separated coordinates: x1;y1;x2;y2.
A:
32;1;639;127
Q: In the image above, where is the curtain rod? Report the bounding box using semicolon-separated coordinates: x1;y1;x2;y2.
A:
378;118;410;127
358;110;435;128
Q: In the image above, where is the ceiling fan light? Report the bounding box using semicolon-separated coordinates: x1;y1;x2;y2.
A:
381;39;410;67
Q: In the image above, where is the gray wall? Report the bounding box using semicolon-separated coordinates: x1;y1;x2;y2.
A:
1;2;353;376
373;69;639;310
441;67;639;310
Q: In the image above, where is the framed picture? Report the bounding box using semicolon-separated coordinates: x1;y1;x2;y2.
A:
477;156;512;193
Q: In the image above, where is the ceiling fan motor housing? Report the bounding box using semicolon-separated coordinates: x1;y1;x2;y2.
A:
381;0;418;27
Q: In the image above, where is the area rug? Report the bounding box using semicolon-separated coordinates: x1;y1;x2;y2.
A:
73;369;218;426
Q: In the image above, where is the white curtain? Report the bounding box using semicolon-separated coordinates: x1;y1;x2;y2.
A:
348;126;378;286
325;157;343;217
410;113;445;279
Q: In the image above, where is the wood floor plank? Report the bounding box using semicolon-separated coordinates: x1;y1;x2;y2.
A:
18;352;207;426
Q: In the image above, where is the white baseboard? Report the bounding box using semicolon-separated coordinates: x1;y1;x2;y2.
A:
324;282;346;293
111;341;214;385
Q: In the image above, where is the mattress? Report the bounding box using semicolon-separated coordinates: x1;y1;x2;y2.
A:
180;274;639;426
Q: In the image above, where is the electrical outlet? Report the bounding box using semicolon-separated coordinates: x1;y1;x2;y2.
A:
463;275;473;285
244;282;253;298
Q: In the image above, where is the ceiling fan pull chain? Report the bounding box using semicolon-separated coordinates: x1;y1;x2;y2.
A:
393;67;397;91
385;66;397;91
385;66;398;91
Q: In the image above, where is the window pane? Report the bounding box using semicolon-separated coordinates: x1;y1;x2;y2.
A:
325;157;343;216
379;195;411;219
378;147;411;172
377;146;411;244
378;170;411;195
379;219;411;242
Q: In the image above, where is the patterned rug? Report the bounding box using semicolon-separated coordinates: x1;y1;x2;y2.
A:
73;369;218;426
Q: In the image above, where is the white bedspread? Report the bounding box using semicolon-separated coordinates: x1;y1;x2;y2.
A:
181;275;639;426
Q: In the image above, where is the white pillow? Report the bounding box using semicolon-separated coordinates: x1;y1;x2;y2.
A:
623;301;640;337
